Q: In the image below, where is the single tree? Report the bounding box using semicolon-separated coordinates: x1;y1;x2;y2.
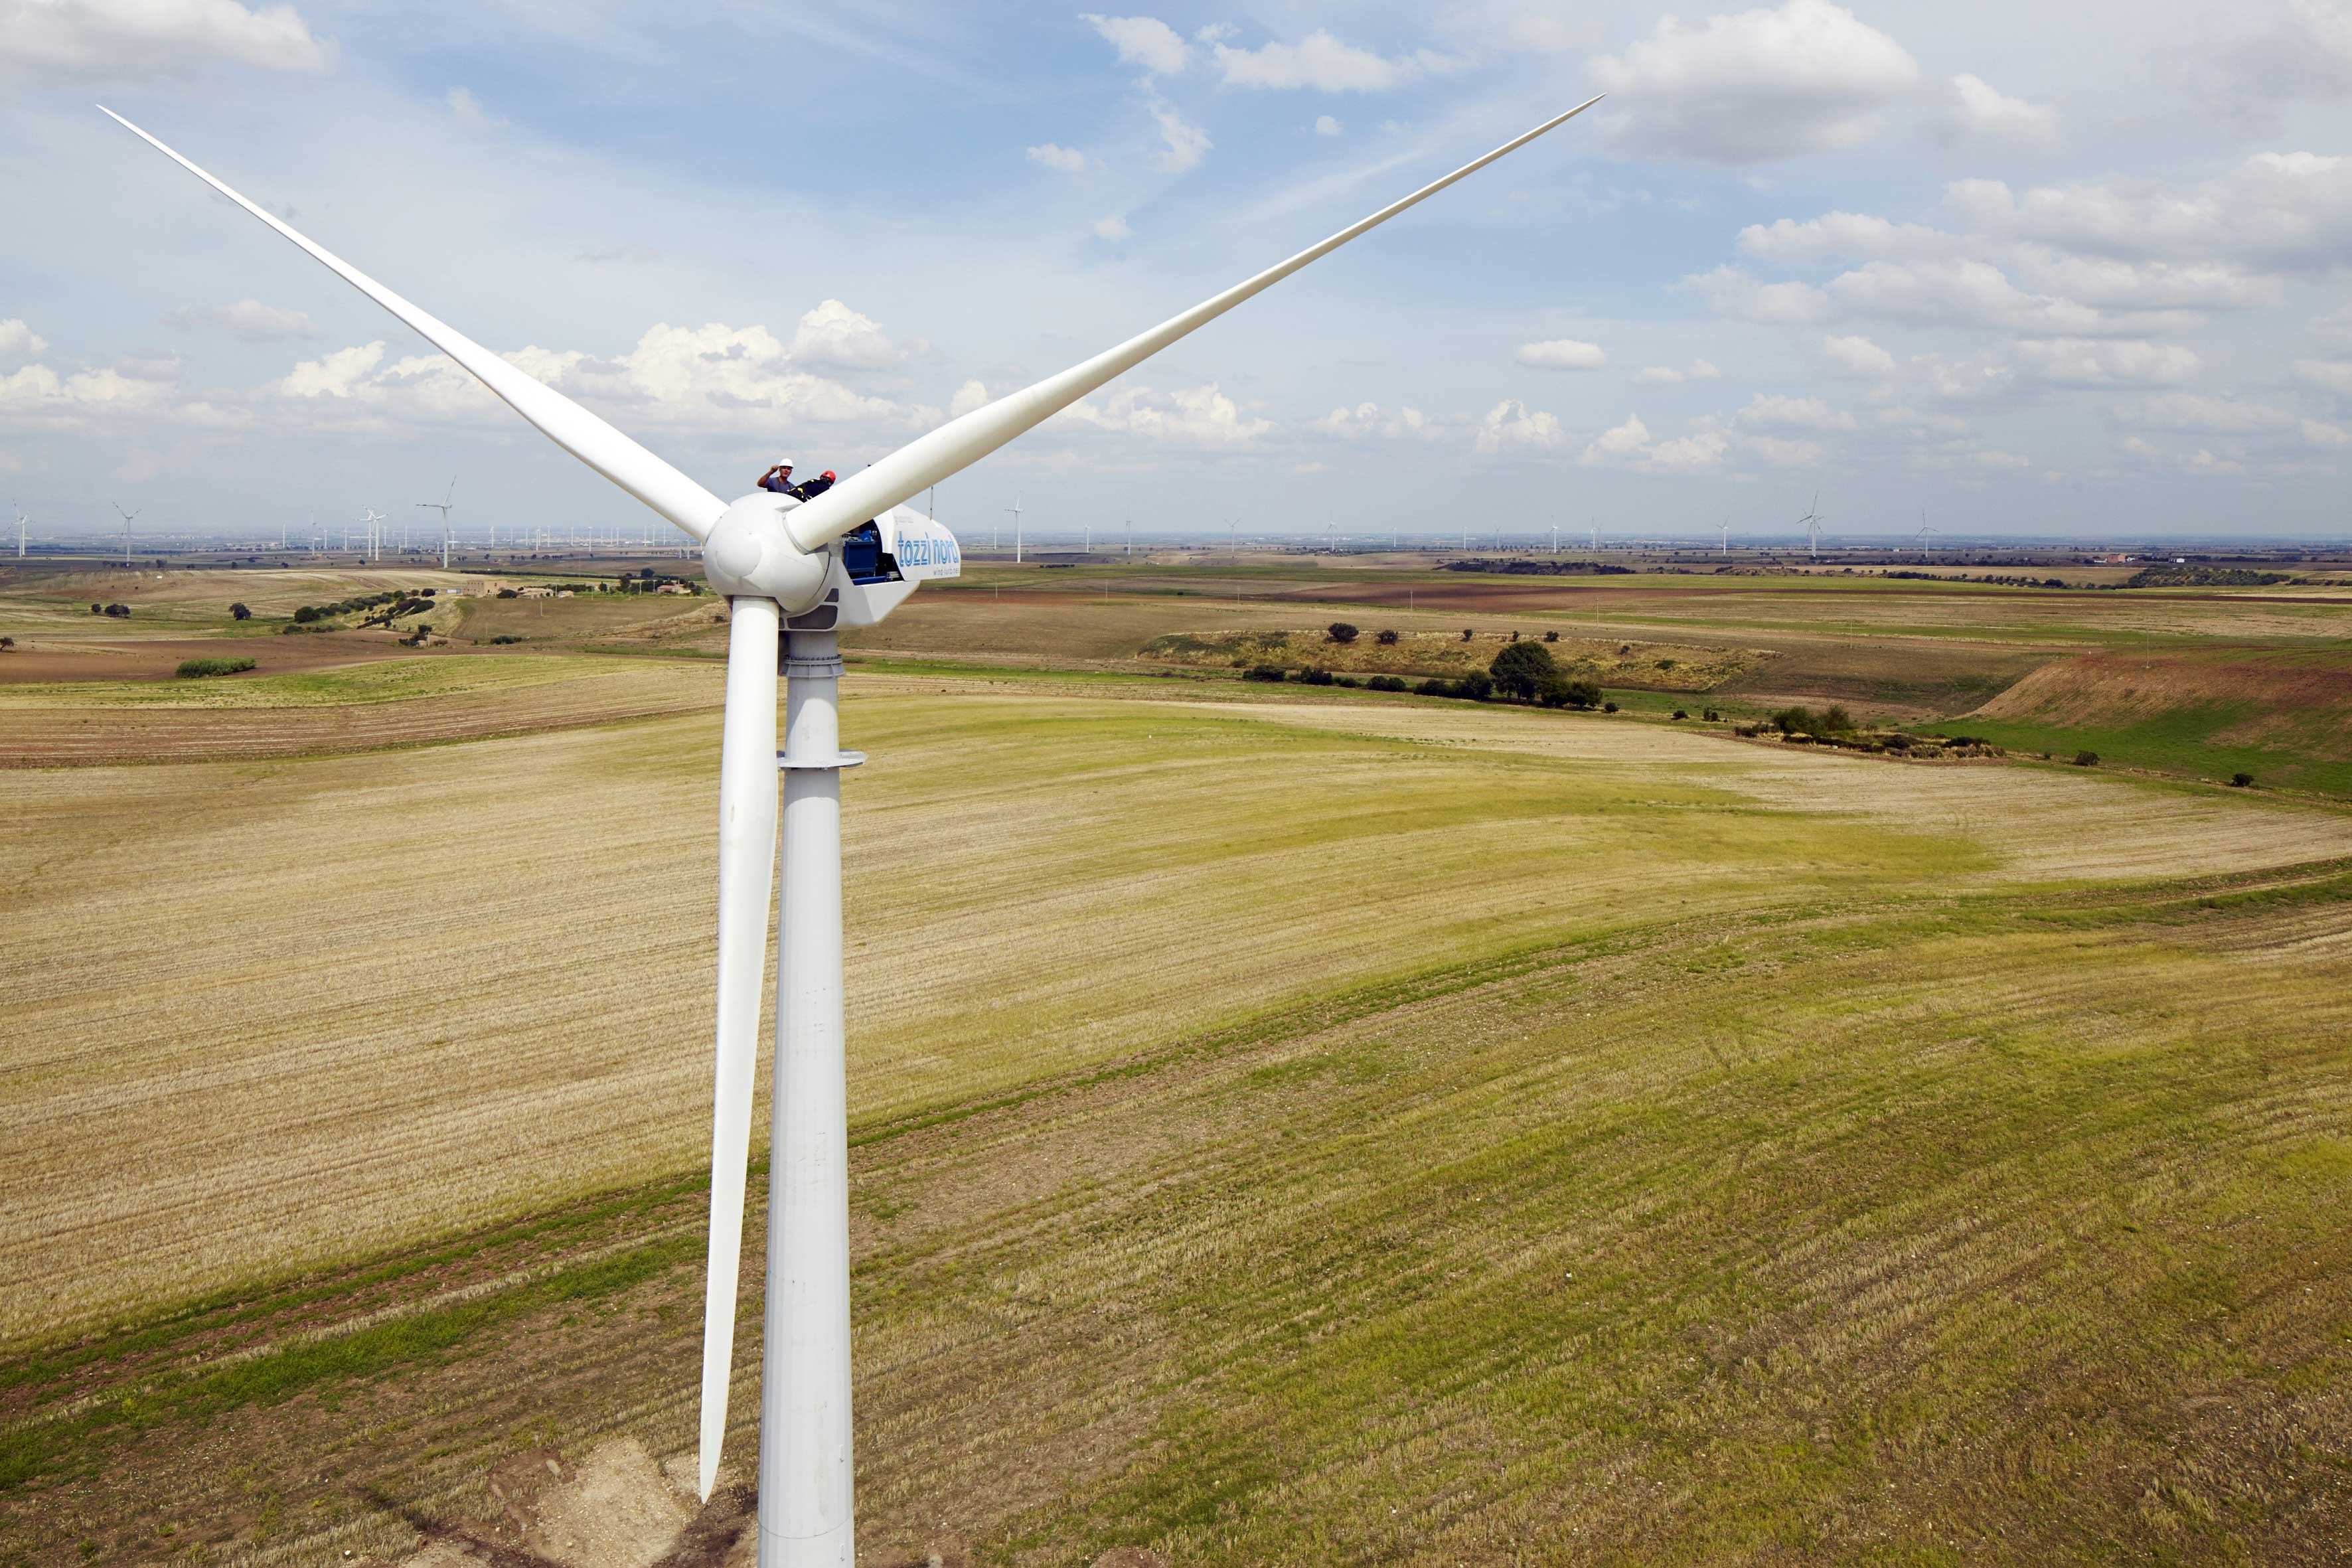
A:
1462;628;1474;641
1490;640;1558;700
1375;628;1399;645
2231;772;2255;787
1537;676;1601;710
90;603;103;615
1542;630;1559;643
0;635;15;652
2073;750;2100;767
228;602;252;621
1456;670;1494;701
1326;622;1360;644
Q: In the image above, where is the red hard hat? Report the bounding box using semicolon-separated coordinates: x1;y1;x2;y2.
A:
821;471;836;481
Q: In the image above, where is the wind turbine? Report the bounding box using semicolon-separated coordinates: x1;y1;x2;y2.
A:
13;503;26;559
111;503;139;566
1003;497;1022;564
1719;517;1730;556
104;93;1602;1562
1590;519;1599;552
1798;491;1824;561
362;509;386;562
418;477;456;570
1917;518;1938;559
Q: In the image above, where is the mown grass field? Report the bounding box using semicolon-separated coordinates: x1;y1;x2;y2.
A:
5;558;2352;1565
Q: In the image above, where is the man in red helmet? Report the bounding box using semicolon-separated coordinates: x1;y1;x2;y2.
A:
789;469;836;502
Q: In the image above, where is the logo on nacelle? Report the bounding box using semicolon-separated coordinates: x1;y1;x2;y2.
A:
888;515;961;580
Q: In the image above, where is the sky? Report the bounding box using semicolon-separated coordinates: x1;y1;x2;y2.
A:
5;0;2351;545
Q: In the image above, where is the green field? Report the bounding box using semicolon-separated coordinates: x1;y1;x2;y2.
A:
3;556;2351;1564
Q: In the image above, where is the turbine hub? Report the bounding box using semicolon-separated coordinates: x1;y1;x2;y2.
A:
702;495;830;611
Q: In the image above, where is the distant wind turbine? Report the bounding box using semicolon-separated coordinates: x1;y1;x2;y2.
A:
1798;491;1824;561
362;509;386;562
1917;518;1938;559
111;502;139;566
1004;497;1022;564
13;503;27;559
418;477;456;568
1719;517;1730;556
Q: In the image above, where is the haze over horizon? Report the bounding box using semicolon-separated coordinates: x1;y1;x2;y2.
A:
6;0;2351;542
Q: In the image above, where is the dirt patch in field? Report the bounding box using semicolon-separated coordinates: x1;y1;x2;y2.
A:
0;632;432;683
1972;645;2352;747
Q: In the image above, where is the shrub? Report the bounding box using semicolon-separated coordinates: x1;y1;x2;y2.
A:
1455;670;1493;702
228;602;251;621
175;656;256;678
1672;709;1688;720
1771;706;1817;736
104;603;130;618
1335;675;1360;688
1821;704;1854;733
1655;659;1676;670
1602;701;1618;713
2073;750;2100;767
1489;640;1558;699
489;635;524;645
1542;630;1559;642
1375;629;1399;646
1537;676;1601;710
1415;678;1453;697
293;605;321;623
1883;732;1913;750
1366;675;1406;692
1326;622;1360;644
497;588;519;599
1701;708;1720;722
1461;628;1474;641
2231;771;2254;788
1296;667;1336;686
0;635;13;651
90;603;102;615
1243;665;1287;682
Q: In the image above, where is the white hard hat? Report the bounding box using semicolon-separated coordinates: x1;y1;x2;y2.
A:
777;457;797;467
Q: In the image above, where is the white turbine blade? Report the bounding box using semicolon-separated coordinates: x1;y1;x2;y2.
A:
99;108;727;544
786;96;1601;554
698;597;781;1502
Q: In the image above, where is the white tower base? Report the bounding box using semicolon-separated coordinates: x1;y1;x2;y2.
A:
761;627;858;1565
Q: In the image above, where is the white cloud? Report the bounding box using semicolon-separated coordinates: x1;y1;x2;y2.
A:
1676;266;1831;325
1081;13;1189;75
1315;114;1343;137
1938;74;2059;147
0;362;171;412
1634;359;1722;386
0;319;49;358
1150;98;1211;174
1212;30;1458;92
1515;339;1607;370
1745;434;1824;467
1093;214;1132;240
1587;0;1921;164
1824;258;2185;336
447;86;505;130
2303;418;2351;448
0;0;333;84
166;299;315;341
2292;358;2352;394
1945;155;2352;274
949;380;990;418
1316;402;1432;441
276;341;384;399
787;300;907;370
1060;383;1269;445
1582;412;1651;461
1475;398;1566;453
1738;393;1854;431
2013;337;2201;388
1644;430;1731;471
1738;212;1953;263
1821;334;1895;376
1027;143;1093;175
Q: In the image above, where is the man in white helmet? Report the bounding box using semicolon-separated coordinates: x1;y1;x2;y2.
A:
757;459;798;495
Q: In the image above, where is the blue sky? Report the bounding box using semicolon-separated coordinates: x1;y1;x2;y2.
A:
5;0;2351;544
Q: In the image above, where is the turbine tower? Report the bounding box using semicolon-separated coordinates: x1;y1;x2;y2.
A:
1917;518;1938;559
106;93;1603;1566
111;502;139;566
13;503;26;559
418;477;456;570
1004;497;1022;564
1798;490;1824;561
1719;518;1730;556
362;509;386;562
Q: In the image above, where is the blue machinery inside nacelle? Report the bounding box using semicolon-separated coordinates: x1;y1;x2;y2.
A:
840;520;901;585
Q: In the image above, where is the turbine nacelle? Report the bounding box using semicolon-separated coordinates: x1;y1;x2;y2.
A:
703;495;963;621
